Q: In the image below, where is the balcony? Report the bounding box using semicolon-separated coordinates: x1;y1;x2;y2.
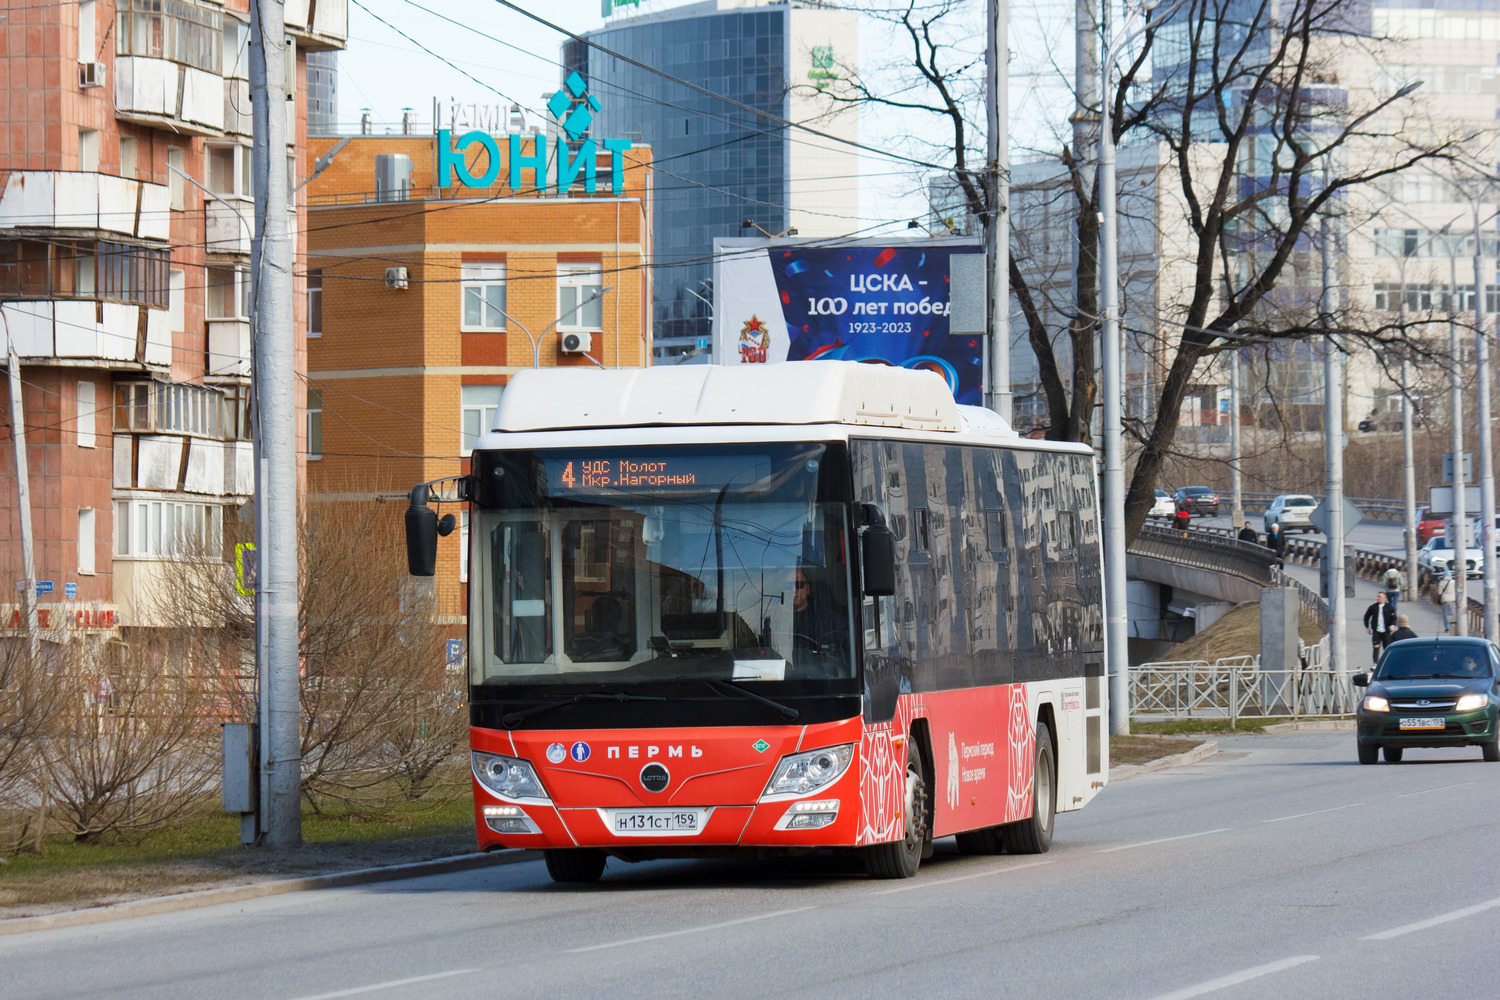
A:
4;300;170;368
113;434;255;497
205;196;253;256
208;319;251;376
285;0;348;50
0;171;169;240
114;56;225;136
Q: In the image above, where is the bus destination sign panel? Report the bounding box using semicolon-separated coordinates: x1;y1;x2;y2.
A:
544;454;772;495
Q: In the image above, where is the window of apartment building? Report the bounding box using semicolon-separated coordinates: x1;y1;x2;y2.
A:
206;266;249;319
557;262;604;330
0;239;166;308
167;148;185;210
116;0;221;73
307;389;323;459
461;263;506;330
307;268;322;337
461;385;503;456
169;269;185;330
207;144;251;197
114;380;228;439
79;129;99;172
78;0;96;60
78;509;96;574
114;498;223;558
77;380;96;447
119;137;138;181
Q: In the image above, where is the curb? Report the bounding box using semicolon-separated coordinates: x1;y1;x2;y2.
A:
1262;719;1355;733
1108;740;1219;781
0;848;537;938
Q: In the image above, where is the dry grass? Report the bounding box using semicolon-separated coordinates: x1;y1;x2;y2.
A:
1110;735;1206;766
1159;602;1325;664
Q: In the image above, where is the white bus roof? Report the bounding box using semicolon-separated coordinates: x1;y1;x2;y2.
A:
492;361;995;435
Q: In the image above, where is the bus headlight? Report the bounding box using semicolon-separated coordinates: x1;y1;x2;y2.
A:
761;744;854;800
471;751;550;801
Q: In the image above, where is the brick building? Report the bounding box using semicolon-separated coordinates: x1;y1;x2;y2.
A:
303;130;653;616
0;3;344;636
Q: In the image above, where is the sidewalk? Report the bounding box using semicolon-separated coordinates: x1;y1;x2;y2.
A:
1281;560;1448;669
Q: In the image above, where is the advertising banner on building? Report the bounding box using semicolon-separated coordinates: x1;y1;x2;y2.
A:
712;237;985;404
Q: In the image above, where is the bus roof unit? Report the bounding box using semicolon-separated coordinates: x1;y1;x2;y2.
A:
493;361;985;435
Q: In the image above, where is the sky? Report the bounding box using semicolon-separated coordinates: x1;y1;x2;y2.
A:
334;0;1079;228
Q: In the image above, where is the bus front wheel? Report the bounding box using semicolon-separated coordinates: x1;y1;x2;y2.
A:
543;848;607;884
1002;721;1056;855
861;740;929;879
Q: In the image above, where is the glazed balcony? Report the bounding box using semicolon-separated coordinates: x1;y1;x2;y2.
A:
0;171;170;240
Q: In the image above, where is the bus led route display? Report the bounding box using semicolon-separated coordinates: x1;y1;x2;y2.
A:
544;453;771;495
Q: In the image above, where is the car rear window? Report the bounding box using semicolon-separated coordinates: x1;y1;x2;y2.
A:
1287;497;1315;507
1378;646;1494;680
1188;487;1212;495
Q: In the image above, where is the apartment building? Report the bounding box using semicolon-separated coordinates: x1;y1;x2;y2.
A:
0;1;345;635
303;129;654;616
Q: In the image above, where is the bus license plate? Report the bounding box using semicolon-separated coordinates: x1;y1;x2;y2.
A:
608;809;705;835
1399;717;1446;730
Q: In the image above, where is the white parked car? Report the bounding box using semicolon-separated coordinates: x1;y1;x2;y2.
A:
1150;488;1175;519
1263;494;1318;534
1419;537;1483;579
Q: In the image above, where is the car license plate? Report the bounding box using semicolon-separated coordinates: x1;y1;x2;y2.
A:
606;809;707;836
1399;717;1446;730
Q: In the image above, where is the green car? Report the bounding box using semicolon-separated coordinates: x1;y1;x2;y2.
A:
1353;637;1500;765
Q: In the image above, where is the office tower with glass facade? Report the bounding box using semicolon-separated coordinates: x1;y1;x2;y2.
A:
564;0;858;361
307;50;339;134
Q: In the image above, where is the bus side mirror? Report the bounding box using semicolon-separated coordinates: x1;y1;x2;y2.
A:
406;485;438;576
862;525;896;597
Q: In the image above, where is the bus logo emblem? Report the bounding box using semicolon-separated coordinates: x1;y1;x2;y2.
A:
546;743;566;764
640;763;670;792
570;741;591;762
753;739;770;753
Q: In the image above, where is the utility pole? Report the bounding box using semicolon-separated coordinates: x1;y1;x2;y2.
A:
1449;250;1468;635
1321;185;1346;678
250;0;301;848
1474;197;1496;640
3;312;39;664
1229;329;1243;530
1400;308;1418;607
984;0;1011;423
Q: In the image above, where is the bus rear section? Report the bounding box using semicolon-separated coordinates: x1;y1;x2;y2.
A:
403;362;1108;882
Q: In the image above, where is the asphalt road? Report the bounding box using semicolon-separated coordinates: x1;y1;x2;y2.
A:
1192;513;1406;553
4;733;1499;999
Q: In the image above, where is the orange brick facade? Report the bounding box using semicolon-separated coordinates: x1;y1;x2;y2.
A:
304;133;653;616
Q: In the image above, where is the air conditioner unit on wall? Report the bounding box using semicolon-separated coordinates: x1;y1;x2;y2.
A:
79;62;107;88
385;267;409;289
560;331;592;354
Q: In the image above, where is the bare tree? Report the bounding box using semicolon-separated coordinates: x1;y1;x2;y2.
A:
801;0;1467;538
0;637;65;853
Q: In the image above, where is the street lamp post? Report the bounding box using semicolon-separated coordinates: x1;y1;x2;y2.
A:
503;286;615;368
1472;197;1497;640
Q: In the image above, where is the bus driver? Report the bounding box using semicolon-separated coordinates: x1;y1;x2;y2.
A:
791;566;847;673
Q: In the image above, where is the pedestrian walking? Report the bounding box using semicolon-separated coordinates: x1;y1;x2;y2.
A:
1237;521;1259;543
1388;614;1418;644
1381;566;1403;614
1439;569;1457;633
1174;494;1192;532
1264;522;1287;566
1363;592;1396;665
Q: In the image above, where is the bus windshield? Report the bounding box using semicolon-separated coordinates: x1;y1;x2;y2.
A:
470;443;854;687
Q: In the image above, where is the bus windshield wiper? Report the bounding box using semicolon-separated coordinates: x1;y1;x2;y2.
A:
500;691;666;729
705;679;799;721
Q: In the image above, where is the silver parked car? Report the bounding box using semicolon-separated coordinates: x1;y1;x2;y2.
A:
1264;494;1318;534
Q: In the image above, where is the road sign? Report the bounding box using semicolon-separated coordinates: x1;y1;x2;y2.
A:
1443;452;1473;485
696;337;710;351
1309;498;1363;536
235;542;257;597
1429;486;1481;515
64;582;77;600
446;638;466;667
35;580;53;596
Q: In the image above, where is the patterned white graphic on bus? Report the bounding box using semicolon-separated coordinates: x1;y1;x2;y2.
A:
858;693;923;845
1005;686;1035;822
945;731;960;811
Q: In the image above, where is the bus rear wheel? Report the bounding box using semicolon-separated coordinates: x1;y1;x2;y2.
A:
1002;721;1056;855
543;848;607;884
861;741;929;879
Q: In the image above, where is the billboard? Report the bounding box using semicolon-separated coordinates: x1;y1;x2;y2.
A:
712;237;985;404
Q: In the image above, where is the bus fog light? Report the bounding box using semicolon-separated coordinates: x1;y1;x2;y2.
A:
778;799;839;830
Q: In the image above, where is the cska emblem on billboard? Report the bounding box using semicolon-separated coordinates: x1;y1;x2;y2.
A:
739;315;769;364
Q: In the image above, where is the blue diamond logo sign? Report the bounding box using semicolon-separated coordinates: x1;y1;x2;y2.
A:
550;71;603;142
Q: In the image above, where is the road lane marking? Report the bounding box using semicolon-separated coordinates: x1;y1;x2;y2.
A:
1097;828;1230;854
1147;955;1319;999
873;857;1056;895
1362;895;1500;941
1261;802;1362;824
1396;781;1473;798
287;969;478;1000
566;906;815;953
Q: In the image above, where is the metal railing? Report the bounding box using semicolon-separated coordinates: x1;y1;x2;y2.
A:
1130;525;1281;587
1130;643;1354;724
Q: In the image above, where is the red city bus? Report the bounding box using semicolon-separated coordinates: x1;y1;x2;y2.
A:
405;362;1109;882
